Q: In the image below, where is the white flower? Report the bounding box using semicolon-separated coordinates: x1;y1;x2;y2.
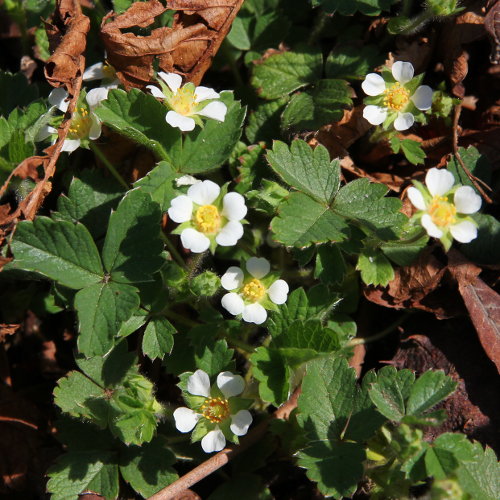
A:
83;61;120;89
147;72;227;131
362;61;433;131
408;167;482;251
168;180;247;253
221;257;289;325
37;87;107;153
173;369;253;453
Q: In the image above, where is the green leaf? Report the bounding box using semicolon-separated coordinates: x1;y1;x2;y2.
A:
171;92;245;174
272;319;339;352
425;446;459;480
281;79;352;131
390;137;425;165
55;169;124;239
245;96;289;144
11;217;103;289
119;437;178;497
325;44;382;80
460;214;500;266
134;161;179;211
316;0;394;15
7;129;35;163
406;370;457;416
356;248;395;286
251;46;323;99
142;317;176;360
315;244;346;284
47;451;119;500
227;16;251;50
0;71;39;116
333;178;407;240
271;192;349;247
194;339;234;377
102;189;164;283
267;140;340;204
446;146;492;192
75;282;140;356
94;88;182;161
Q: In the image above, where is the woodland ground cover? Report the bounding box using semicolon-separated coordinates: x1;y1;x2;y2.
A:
0;0;499;499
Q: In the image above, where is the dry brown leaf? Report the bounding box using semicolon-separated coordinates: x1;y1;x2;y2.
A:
101;0;243;89
485;0;500;64
0;324;20;342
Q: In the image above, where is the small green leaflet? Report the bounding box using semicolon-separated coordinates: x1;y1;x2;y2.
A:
142;316;176;360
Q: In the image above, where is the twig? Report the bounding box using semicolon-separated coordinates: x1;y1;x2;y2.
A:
347;312;411;347
452;104;494;204
148;387;301;500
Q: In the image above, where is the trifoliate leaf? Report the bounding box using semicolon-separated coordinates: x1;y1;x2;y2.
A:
102;189;164;284
75;282;140;356
271;192;349;247
142;317;176;360
267;140;340;204
94;88;182;162
134;161;179;211
356;248;395;286
11;217;103;289
251;46;323;99
281;79;352;131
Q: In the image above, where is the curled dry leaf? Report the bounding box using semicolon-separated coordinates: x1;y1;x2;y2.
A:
485;0;500;64
101;0;244;89
0;324;20;342
44;0;90;93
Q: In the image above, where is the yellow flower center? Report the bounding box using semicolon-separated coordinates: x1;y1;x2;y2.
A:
241;279;266;303
201;397;230;424
102;63;116;80
170;86;196;116
428;196;457;227
195;205;220;234
383;82;410;111
68;107;92;139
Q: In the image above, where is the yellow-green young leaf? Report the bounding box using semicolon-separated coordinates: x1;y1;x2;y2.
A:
75;282;140;356
47;451;119;500
102;189;164;284
142;317;176;360
173;92;246;174
281;79;352;131
356;248;395;286
11;217;103;289
94;88;182;162
134;161;179;211
251;46;322;99
271;192;350;247
267;140;340;204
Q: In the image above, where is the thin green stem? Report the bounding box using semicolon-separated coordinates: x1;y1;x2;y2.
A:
347;312;412;347
225;335;255;354
89;141;129;190
162;232;187;269
398;9;435;35
164;310;199;328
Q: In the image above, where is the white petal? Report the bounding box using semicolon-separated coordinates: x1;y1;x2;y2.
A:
180;228;210;253
242;303;267;325
407;186;426;210
221;266;244;291
361;73;386;96
267;279;289;305
450;220;478;243
392;61;414;84
48;87;69;112
230;410;252;436
159;72;182;93
215;221;244;246
363;105;387;125
221;292;245;316
83;62;105;81
35;124;57;142
86;87;109;108
421;214;443;238
411;85;433;111
201;429;226;453
194;86;220;102
394;112;414;131
176;175;199;187
453;186;482;214
173;407;200;433
217;371;245;398
187;369;211;397
166;111;196;131
88;115;102;140
425;168;455;197
187;180;220;206
222;192;247;221
146;85;167;99
246;257;270;279
197;101;227;122
168;195;193;223
61;139;81;153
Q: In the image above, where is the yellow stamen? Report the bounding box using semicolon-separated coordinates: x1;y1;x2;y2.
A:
68;108;92;139
428;196;457;226
241;279;266;303
200;397;230;424
195;205;220;234
383;82;410;111
102;63;116;80
170;86;196;116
